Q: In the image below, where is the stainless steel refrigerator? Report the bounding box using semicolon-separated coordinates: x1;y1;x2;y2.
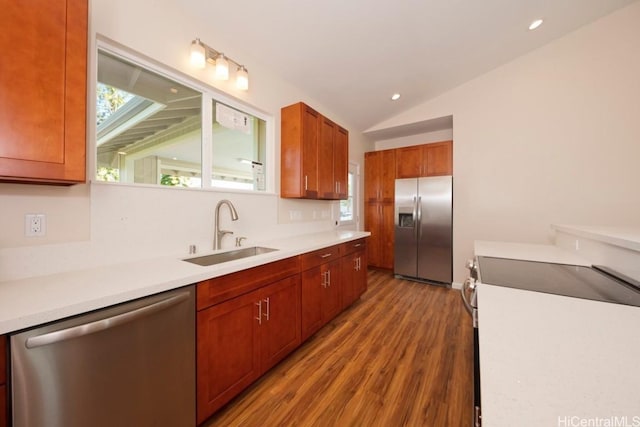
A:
394;176;453;285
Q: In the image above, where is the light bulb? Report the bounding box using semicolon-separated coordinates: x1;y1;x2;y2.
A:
190;39;206;69
529;19;543;30
215;54;229;80
236;66;249;91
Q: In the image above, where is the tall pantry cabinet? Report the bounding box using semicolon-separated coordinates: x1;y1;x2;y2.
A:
364;150;396;270
0;0;87;184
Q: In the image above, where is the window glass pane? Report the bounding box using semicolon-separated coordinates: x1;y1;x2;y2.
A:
211;101;266;191
96;50;202;187
340;171;354;221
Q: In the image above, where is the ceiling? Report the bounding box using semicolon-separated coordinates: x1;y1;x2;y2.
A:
182;0;637;134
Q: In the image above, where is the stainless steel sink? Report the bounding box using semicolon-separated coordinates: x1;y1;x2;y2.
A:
183;246;278;266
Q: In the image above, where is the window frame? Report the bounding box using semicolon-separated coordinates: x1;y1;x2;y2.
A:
338;161;359;228
92;36;275;194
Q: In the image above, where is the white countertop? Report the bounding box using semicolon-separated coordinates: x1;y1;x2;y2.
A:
478;283;640;426
552;224;640;252
474;240;590;265
0;230;369;335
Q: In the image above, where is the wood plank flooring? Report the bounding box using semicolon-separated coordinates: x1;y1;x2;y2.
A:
203;270;473;426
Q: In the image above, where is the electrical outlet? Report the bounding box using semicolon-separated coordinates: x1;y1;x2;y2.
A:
25;214;46;237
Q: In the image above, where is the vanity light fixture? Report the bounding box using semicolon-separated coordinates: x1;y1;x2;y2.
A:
190;39;206;69
528;19;543;30
189;38;249;90
215;53;229;80
236;66;249;90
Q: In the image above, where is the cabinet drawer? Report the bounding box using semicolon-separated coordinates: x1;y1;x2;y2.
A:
0;335;5;384
300;245;341;271
196;257;300;310
340;238;367;256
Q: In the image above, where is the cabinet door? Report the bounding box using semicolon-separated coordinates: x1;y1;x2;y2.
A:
0;0;87;183
281;102;319;198
197;290;261;424
364;151;381;202
318;117;336;199
424;141;452;176
334;126;349;200
380;202;395;270
301;266;324;341
364;203;381;267
260;275;301;372
380;149;396;202
341;252;358;308
354;248;368;297
322;260;342;322
395;145;423;178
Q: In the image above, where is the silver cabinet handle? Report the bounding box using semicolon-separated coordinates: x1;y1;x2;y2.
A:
353;243;362;248
321;271;327;288
25;292;191;349
354;258;358;271
327;270;331;287
304;175;308;190
320;253;333;258
255;300;262;325
263;297;270;321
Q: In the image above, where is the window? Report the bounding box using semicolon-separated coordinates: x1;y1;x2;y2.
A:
339;163;359;226
96;50;202;187
95;44;271;192
211;101;266;191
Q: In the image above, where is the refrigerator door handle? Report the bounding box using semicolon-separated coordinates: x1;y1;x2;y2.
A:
417;196;422;240
412;196;418;239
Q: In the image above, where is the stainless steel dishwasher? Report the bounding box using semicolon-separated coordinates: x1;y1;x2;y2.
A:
10;286;195;427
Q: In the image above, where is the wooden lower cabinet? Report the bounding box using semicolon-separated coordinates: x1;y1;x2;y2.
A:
365;202;394;270
341;246;368;309
301;259;342;341
196;238;369;423
196;275;301;424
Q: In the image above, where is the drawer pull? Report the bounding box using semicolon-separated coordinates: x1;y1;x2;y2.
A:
320;253;333;258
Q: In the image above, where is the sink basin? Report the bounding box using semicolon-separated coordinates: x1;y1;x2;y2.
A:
183;246;278;266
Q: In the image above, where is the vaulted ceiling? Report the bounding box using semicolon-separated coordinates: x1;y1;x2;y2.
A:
182;0;637;132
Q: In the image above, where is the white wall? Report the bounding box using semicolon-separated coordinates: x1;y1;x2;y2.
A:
367;2;640;284
374;129;453;151
0;0;372;281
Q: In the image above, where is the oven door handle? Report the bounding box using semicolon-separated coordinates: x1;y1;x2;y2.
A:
461;278;477;315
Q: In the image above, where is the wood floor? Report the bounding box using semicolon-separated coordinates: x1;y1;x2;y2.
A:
203;270;473;427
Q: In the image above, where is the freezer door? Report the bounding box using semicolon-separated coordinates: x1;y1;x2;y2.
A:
417;176;453;284
394;178;418;277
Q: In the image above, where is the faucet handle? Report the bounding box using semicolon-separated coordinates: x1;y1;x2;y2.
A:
235;237;247;247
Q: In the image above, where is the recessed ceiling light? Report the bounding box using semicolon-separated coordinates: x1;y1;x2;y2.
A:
391;93;401;101
529;19;543;30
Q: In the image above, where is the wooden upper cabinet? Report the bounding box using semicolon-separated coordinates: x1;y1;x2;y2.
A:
334;126;349;199
395;141;453;178
423;140;453;176
365;149;395;202
281;102;319;198
0;0;87;184
281;102;349;200
395;145;423;178
318;117;335;199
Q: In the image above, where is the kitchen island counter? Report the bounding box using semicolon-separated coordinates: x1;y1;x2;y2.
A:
0;230;369;335
478;282;640;427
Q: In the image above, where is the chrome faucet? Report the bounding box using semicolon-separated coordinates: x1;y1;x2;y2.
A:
214;199;239;250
